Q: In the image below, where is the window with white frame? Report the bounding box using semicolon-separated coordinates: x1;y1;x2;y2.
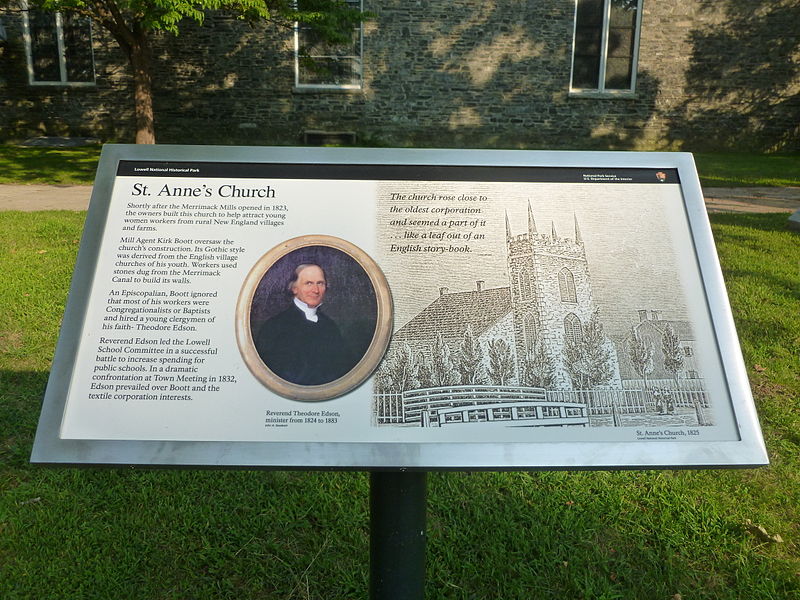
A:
23;7;95;85
295;0;362;89
570;0;641;94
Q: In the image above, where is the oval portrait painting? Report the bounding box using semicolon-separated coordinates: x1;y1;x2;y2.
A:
236;235;393;401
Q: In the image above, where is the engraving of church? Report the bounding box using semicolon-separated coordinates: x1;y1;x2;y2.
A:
374;198;710;430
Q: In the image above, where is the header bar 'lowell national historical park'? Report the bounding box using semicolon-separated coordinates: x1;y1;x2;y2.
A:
117;161;680;185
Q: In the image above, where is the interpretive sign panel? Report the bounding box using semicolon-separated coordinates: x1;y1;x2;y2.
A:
31;146;767;468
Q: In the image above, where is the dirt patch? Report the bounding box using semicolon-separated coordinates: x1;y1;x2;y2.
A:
704;187;800;213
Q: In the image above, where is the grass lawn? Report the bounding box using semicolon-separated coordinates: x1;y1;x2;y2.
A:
693;153;800;188
0;210;798;598
0;145;798;188
0;146;102;185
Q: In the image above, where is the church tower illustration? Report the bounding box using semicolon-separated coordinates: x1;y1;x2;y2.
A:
506;202;617;389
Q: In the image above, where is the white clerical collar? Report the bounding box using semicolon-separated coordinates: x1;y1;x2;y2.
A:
294;297;320;322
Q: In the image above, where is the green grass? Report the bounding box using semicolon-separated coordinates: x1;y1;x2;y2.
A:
0;145;798;188
0;146;101;185
1;210;799;598
694;153;800;188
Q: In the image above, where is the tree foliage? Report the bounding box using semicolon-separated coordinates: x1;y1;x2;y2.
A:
563;309;614;390
456;325;484;385
661;323;684;384
415;352;434;389
520;338;556;389
380;342;416;394
628;325;654;389
430;331;455;387
11;0;362;142
487;338;515;386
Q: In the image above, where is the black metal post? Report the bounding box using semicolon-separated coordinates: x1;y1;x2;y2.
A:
369;471;428;600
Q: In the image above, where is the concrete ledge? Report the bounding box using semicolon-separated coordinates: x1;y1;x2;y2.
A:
703;187;800;213
0;184;92;211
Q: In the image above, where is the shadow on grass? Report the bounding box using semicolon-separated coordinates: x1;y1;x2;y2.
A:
0;369;48;468
426;470;799;598
708;213;800;358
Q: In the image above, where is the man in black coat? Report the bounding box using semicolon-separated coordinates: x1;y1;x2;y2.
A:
255;263;355;385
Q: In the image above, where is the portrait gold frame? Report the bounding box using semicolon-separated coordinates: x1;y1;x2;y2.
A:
236;234;393;401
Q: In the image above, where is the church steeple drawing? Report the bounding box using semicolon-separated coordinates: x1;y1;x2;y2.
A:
507;207;619;389
528;201;537;236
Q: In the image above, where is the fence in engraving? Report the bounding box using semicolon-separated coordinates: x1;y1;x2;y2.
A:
402;385;546;426
373;392;405;424
434;400;588;428
546;389;646;415
622;378;707;392
374;384;711;427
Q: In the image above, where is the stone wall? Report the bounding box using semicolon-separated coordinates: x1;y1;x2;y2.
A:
0;13;132;140
1;0;797;150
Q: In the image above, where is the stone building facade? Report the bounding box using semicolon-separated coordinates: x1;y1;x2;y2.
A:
1;0;797;150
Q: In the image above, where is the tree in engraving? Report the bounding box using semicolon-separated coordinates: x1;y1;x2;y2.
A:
415;353;434;389
487;338;515;386
564;309;614;389
430;331;456;387
661;323;684;388
661;323;706;424
628;326;654;390
382;342;417;393
520;339;556;389
374;366;392;394
456;325;484;385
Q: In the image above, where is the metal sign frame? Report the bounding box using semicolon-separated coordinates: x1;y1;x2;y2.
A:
31;145;768;469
